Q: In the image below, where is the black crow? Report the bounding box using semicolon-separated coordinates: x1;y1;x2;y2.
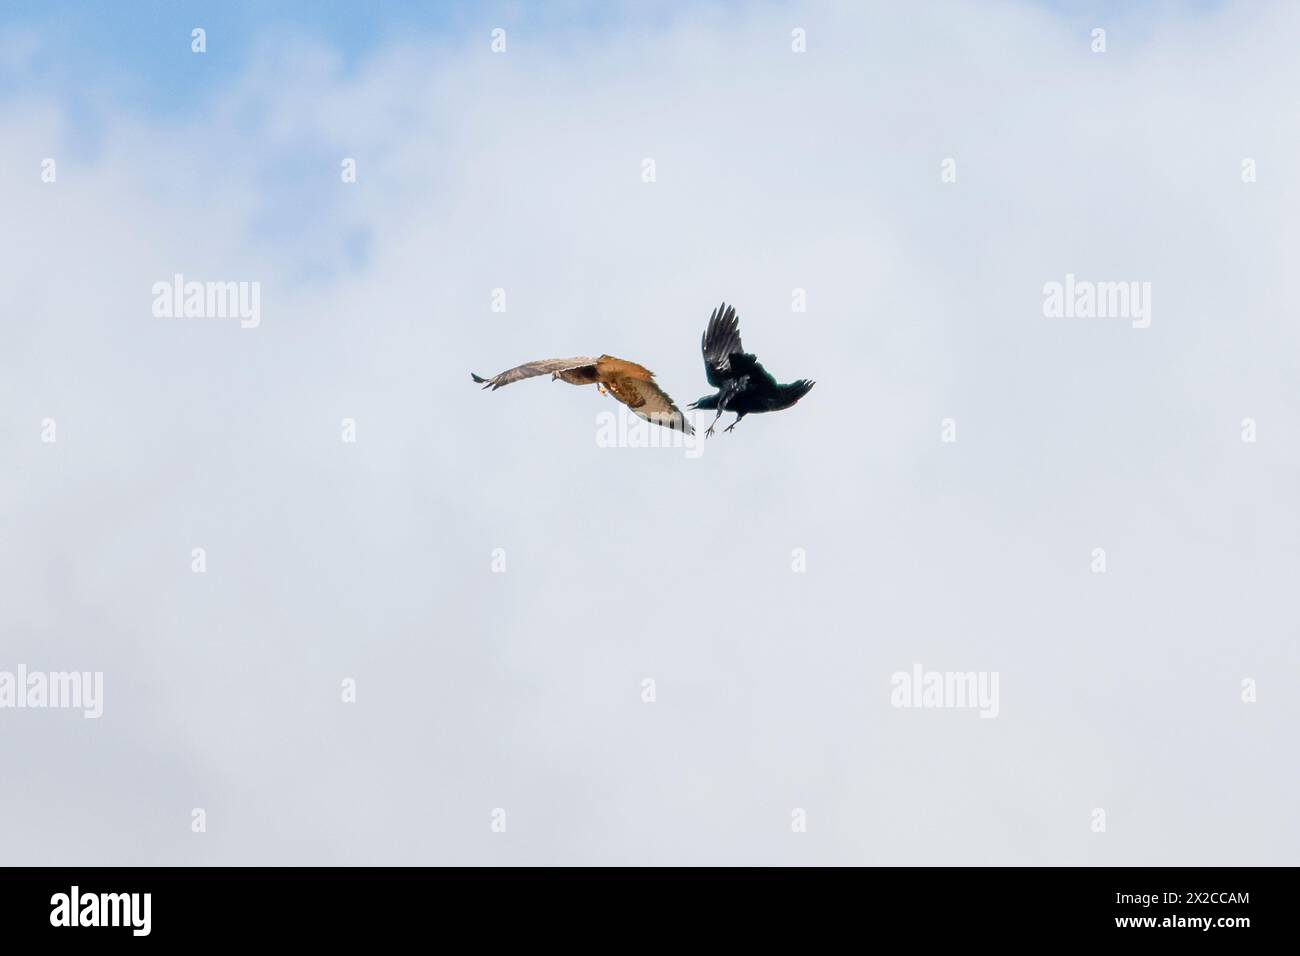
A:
689;302;814;437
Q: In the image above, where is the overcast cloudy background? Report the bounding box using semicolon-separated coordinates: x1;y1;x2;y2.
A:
1;0;1296;865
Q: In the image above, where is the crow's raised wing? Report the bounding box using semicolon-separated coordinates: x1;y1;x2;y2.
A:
701;302;744;387
470;357;598;390
726;351;777;391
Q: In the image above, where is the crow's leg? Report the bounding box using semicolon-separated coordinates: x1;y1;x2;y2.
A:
705;405;726;438
723;413;746;433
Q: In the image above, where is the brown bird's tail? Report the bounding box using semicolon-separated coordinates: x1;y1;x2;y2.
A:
470;372;491;389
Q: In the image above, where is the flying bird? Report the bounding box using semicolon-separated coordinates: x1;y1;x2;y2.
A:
471;355;694;434
690;303;815;437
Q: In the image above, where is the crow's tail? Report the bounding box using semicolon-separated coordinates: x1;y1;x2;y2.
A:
775;379;815;408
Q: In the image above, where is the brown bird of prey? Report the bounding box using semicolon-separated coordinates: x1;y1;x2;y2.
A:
471;355;694;434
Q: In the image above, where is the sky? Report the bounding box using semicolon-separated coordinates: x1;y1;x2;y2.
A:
1;0;1296;865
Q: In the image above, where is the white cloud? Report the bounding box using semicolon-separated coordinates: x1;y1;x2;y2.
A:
0;1;1296;864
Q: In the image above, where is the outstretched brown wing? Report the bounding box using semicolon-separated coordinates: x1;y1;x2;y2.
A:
600;364;695;435
470;357;598;390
